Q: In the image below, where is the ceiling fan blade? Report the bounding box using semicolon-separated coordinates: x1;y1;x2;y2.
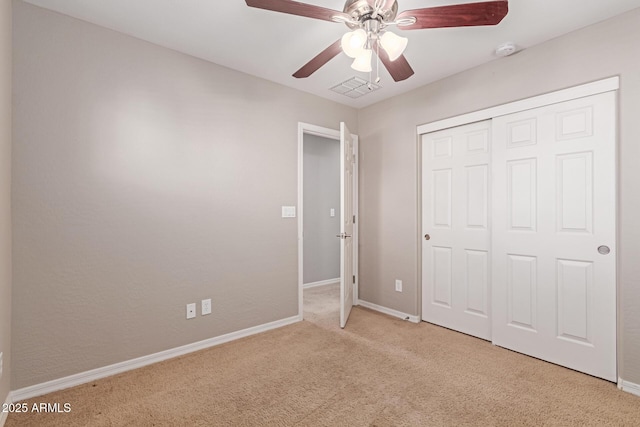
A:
245;0;350;22
374;40;414;82
396;0;508;30
293;39;342;78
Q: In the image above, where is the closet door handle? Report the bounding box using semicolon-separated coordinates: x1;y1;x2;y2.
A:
424;234;431;241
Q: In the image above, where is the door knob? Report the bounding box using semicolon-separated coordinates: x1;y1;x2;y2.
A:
597;245;610;255
424;234;431;241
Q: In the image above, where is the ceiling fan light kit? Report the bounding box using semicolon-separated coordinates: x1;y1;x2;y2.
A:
245;0;509;82
351;48;373;72
341;28;367;58
379;31;408;62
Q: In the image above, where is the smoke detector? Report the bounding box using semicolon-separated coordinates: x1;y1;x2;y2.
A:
495;42;518;57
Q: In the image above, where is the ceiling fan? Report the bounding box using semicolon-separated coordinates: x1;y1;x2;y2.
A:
245;0;509;82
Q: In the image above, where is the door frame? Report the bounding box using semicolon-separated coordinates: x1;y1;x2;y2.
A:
417;76;620;377
297;122;359;320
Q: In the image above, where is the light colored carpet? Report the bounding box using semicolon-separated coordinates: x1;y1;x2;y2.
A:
6;283;640;426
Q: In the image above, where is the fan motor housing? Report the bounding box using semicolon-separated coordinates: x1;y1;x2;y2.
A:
344;0;398;28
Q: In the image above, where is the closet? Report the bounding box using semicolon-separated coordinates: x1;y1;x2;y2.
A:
420;86;617;382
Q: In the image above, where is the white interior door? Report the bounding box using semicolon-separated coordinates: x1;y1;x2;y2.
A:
492;92;617;381
421;120;492;340
339;122;355;328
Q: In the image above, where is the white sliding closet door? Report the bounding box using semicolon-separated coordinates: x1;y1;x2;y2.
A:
421;120;491;340
491;92;617;381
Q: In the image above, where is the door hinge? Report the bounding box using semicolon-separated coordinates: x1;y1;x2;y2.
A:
353;275;355;284
352;154;356;163
353;215;356;224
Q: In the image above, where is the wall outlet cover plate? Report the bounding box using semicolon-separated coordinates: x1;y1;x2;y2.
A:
186;303;196;319
202;299;212;315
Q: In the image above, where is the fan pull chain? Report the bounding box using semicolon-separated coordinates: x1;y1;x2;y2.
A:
376;42;381;84
368;44;372;88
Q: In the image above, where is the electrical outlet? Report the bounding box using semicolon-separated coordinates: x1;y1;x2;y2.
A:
202;299;212;316
186;303;196;319
395;279;403;292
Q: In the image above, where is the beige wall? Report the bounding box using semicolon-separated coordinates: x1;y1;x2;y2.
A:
358;8;640;384
0;0;12;406
11;1;357;389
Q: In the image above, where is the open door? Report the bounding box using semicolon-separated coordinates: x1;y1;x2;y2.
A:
339;122;355;328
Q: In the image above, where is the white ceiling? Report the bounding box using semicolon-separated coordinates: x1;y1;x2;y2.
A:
21;0;640;108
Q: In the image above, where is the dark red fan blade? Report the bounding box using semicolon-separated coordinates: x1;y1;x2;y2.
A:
374;40;414;82
396;0;508;30
245;0;349;22
293;39;342;78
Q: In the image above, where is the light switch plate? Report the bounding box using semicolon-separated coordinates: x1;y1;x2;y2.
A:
395;280;403;292
281;206;296;218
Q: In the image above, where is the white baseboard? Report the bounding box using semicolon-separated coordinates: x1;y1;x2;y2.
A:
618;378;640;397
11;315;300;403
357;299;420;323
1;392;11;427
303;278;339;289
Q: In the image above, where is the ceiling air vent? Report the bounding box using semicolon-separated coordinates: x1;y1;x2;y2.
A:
330;77;381;99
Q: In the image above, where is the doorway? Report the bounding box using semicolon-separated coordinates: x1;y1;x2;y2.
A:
297;122;359;326
303;133;341;289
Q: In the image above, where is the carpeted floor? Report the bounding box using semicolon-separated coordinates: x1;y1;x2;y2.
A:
6;283;640;426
